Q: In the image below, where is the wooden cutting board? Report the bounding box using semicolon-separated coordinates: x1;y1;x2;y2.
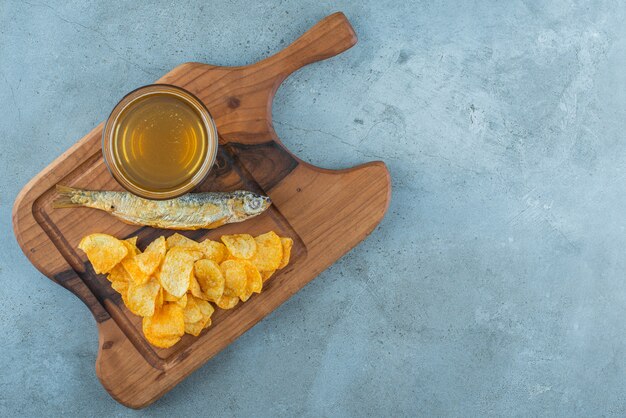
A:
12;12;390;408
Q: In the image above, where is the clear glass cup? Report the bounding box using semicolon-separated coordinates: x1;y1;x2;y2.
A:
102;84;218;200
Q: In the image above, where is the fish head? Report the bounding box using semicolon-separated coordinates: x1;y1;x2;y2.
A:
231;191;271;220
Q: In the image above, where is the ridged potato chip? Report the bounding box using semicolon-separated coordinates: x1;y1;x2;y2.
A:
194;259;224;302
155;287;164;310
184;319;207;336
239;289;251;302
110;279;128;295
175;293;188;308
246;264;262;294
239;290;251;303
260;270;275;282
163;290;188;308
239;261;262;302
78;233;128;274
159;247;202;297
163;290;178;302
166;233;202;251
121;256;150;286
215;294;239;310
108;263;130;283
119;238;150;285
199;239;226;263
183;295;203;324
82;230;291;348
221;234;257;259
279;237;293;269
251;231;282;271
126;277;161;317
220;259;247;298
112;279;131;306
189;272;208;300
183;296;214;336
142;303;184;348
124;237;140;255
195;298;214;319
145;334;181;349
134;236;166;276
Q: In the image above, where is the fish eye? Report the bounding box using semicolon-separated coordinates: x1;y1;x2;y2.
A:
244;195;262;211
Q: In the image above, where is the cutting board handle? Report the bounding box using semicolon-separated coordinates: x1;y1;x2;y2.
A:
264;12;357;79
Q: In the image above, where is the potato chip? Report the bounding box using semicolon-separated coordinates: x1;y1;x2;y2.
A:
221;234;257;259
200;315;212;328
124;237;140;254
108;263;130;283
159;247;202;297
120;240;140;259
163;290;178;302
119;237;150;285
111;279;131;306
142;303;184;348
199;239;226;263
183;295;203;324
251;231;282;271
239;288;251;302
239;261;262;302
195;298;214;319
184;319;207;336
152;265;162;281
220;253;238;263
78;233;128;274
134;236;166;276
183;295;214;336
82;230;288;348
260;270;275;282
194;259;224;302
166;233;202;251
144;236;165;253
144;334;182;348
175;293;188;308
200;316;212;329
126;277;161;317
215;294;239;310
121;293;131;307
155;287;164;310
163;289;188;307
143;303;184;337
121;256;150;286
246;263;262;293
186;314;212;335
278;237;293;269
110;279;128;295
220;259;247;298
188;272;207;300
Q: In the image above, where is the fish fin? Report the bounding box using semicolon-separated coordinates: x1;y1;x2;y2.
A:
205;217;228;229
52;184;80;208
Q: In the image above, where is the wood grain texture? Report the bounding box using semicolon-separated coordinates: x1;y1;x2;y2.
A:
12;12;391;408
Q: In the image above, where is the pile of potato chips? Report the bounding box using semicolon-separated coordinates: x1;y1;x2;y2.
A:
78;231;292;348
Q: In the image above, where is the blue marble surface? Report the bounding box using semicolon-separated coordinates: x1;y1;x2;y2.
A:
1;1;626;416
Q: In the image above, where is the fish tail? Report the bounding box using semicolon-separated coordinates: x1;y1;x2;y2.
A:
52;184;83;208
